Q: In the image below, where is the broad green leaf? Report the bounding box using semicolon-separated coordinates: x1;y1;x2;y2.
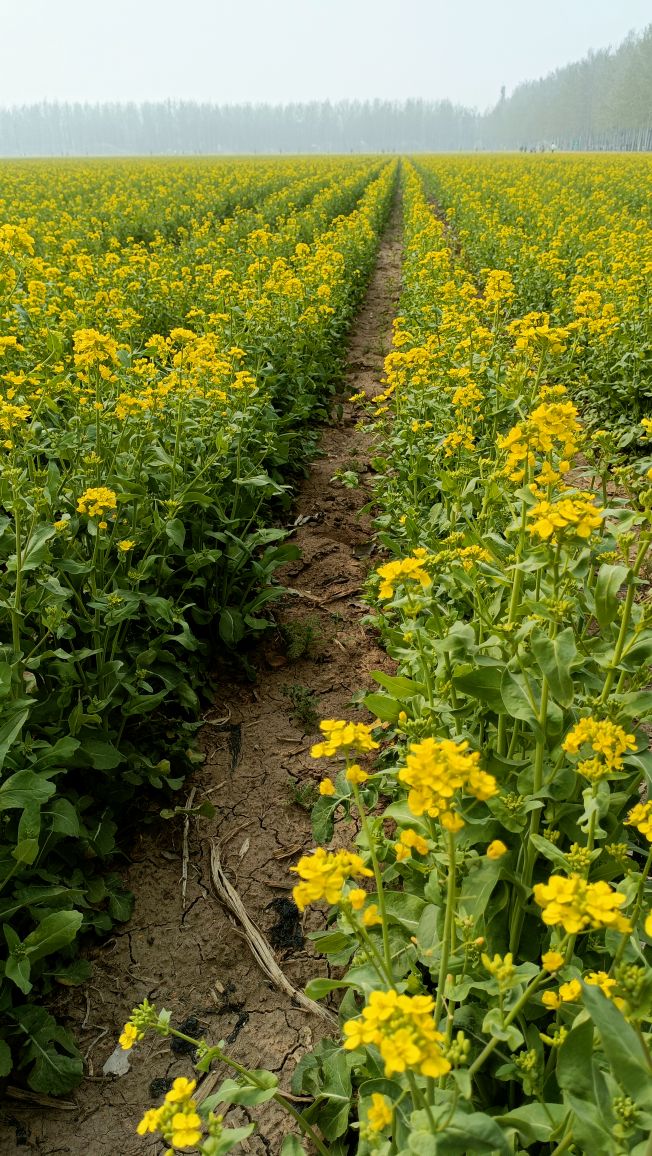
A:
23;910;83;963
382;891;426;931
206;1071;278;1107
165;518;186;549
5;951;32;995
304;977;354;1000
13;1005;83;1094
582;983;652;1109
219;607;245;645
531;626;577;707
454;663;505;711
206;1124;256;1154
500;669;538;726
363;692;400;723
0;1039;12;1078
0;709;30;773
594;563;629;630
372;671;424;698
311;794;340;843
0;767;55;811
496;1102;566;1144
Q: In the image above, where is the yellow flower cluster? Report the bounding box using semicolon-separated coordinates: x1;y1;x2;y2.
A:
291;847;373;911
310;719;379;759
626;801;652;842
343;990;451;1078
76;486;118;518
533;874;630;934
367;1092;393;1132
136;1077;203;1148
528;493;604;542
562;717;636;782
376;550;432;600
394;827;430;861
498;399;581;484
398;737;497;829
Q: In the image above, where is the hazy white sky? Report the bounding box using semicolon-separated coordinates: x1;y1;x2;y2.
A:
2;0;650;110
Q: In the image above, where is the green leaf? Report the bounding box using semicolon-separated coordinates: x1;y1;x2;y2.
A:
206;1071;278;1107
311;794;340;843
382;891;426;931
363;692;400;723
371;671;424;698
80;737;125;770
481;1007;523;1049
413;1110;512;1154
208;1125;256;1155
0;1039;12;1078
582;983;652;1109
5;952;32;994
557;1017;595;1097
0;708;30;773
8;524;55;573
46;798;80;837
496;1102;566;1145
531;626;577;707
165;518;186;550
454;664;505;711
280;1136;307;1156
0;767;55;811
529;832;569;871
500;669;538;726
594;563;629;630
219;607;245;645
13;1005;83;1094
23;910;83;963
0;663;13;699
304;977;354;1000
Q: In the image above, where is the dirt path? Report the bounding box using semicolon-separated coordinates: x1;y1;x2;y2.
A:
2;193;403;1156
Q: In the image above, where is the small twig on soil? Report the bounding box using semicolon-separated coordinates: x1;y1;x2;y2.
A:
83;1028;109;1076
284;587;323;604
209;841;336;1026
273;845;303;859
181;787;197;911
202;707;232;727
321;585;363;603
6;1087;76;1110
219;820;252;848
81;992;91;1030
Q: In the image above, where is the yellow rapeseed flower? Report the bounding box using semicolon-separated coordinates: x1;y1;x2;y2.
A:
367;1093;393;1132
291;847;373;911
311;719;379;759
344;990;450;1079
533;874;630;934
487;840;508;859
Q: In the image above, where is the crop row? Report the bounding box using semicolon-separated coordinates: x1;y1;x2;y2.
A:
0;157;397;1090
416;153;652;432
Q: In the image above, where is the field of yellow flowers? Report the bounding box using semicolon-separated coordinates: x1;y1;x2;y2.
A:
3;152;652;1153
121;156;652;1155
0;156;396;1091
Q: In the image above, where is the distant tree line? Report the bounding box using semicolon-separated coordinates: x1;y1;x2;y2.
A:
0;24;650;156
484;23;652;150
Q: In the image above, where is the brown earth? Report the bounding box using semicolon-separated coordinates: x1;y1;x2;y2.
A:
1;195;403;1156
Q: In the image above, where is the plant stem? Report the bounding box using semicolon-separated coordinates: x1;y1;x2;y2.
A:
599;532;650;705
434;830;457;1027
352;783;393;980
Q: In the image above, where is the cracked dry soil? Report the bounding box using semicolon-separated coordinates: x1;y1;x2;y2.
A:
1;195;403;1156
